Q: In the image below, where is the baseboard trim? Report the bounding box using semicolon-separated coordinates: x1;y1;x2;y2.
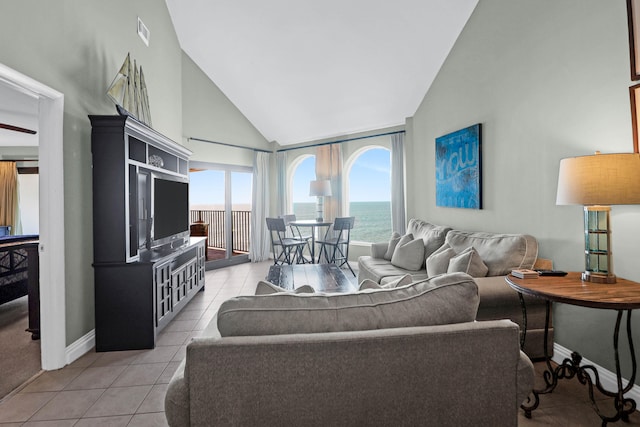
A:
65;329;95;365
552;343;640;402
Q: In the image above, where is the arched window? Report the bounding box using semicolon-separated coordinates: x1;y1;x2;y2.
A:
289;155;316;219
345;147;392;243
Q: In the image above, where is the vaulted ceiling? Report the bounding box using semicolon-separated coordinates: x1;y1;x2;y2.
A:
0;2;478;149
165;0;478;145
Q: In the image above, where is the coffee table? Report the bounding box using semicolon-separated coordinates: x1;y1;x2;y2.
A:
267;264;357;293
506;272;640;425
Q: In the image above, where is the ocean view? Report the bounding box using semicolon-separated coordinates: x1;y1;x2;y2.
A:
293;201;392;243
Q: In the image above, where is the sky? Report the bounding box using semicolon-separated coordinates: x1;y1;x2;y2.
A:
189;170;252;208
347;148;391;202
291;148;391;202
189;147;391;207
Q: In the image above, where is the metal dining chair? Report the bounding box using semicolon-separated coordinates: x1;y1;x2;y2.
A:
266;217;309;265
316;216;356;276
283;214;313;262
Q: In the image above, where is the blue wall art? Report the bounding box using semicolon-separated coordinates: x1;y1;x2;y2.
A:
435;123;482;209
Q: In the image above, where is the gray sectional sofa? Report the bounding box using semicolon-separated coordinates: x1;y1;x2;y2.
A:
358;218;551;359
165;272;534;426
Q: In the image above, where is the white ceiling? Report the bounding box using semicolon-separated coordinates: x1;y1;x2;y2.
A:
165;0;478;145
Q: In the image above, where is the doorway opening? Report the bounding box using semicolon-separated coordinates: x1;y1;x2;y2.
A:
0;63;66;372
189;161;252;269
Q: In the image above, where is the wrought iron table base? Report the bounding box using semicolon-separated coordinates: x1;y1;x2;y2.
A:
518;296;637;426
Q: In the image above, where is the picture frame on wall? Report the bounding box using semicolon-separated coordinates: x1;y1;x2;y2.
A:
630;84;640;153
435;123;482;209
628;0;640;80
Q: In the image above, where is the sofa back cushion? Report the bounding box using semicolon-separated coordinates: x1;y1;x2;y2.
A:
217;272;479;337
406;218;452;259
445;230;538;276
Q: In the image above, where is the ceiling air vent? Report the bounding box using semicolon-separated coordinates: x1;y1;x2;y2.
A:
137;17;150;46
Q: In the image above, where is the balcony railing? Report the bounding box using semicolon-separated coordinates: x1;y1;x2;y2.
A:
190;210;251;254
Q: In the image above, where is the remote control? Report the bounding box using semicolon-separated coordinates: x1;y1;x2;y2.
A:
535;270;568;277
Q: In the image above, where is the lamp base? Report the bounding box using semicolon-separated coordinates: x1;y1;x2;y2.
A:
315;197;324;224
582;271;616;284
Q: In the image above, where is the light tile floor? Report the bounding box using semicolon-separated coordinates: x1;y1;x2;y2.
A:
1;260;639;426
0;261;272;426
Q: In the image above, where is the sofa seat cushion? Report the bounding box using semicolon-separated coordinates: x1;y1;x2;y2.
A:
357;255;428;284
445;230;538;276
217;272;479;337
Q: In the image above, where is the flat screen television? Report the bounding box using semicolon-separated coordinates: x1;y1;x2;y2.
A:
150;174;190;250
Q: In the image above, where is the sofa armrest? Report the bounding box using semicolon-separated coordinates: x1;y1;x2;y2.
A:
370;242;388;259
165;360;189;427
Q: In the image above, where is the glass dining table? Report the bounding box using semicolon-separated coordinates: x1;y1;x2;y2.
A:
289;219;332;263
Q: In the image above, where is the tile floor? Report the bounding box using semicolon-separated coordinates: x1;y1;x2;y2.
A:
0;260;639;426
0;261;272;426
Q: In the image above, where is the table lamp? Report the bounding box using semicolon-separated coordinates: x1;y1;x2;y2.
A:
556;152;640;283
309;180;332;222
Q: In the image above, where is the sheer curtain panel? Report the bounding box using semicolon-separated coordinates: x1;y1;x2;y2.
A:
315;144;343;222
391;133;406;235
276;151;288;217
249;152;271;261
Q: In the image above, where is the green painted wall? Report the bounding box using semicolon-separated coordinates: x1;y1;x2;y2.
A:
0;1;270;347
409;0;639;379
181;52;270;167
0;0;183;345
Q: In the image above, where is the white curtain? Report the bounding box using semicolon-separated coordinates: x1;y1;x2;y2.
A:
391;133;406;234
249;151;271;262
276;151;288;217
315;144;343;222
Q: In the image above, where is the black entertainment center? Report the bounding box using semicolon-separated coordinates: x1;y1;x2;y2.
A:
90;115;205;351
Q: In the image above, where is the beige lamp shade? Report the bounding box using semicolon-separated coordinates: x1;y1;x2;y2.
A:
556;153;640;206
309;180;332;197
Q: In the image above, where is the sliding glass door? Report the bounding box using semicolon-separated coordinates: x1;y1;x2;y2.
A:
189;162;252;269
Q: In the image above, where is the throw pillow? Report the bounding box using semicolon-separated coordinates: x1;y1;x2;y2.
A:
358;279;382;291
381;273;414;289
383;232;402;260
358;274;413;291
447;247;489;277
255;280;315;295
426;244;457;277
391;234;425;271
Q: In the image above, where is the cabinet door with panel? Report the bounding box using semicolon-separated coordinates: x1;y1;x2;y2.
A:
154;260;172;330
